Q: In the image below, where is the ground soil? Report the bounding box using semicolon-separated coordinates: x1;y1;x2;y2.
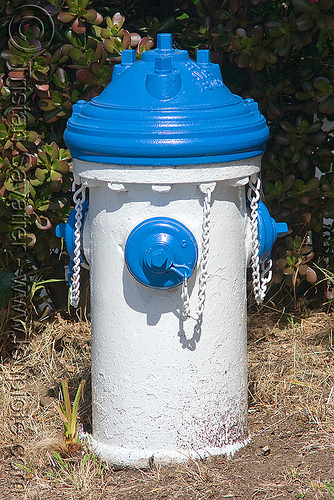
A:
1;310;334;499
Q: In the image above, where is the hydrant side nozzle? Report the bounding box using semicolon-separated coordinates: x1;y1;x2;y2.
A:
257;201;288;262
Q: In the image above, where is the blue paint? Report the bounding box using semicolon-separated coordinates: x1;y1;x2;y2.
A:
64;33;269;166
125;217;198;289
257;201;288;262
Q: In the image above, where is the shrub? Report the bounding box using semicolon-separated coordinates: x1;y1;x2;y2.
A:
138;0;334;303
0;0;153;336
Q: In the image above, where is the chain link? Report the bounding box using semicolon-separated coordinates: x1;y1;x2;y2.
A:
247;174;272;305
180;183;215;321
70;181;87;308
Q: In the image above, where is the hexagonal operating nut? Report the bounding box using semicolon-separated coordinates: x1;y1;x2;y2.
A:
144;244;173;273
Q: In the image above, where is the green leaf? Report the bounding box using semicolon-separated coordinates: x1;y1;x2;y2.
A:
30;178;44;187
16;141;28;153
39;99;56;111
314;77;330;92
103;38;115;53
176;12;189;20
78;0;89;9
50;169;62;182
55;160;70;174
91;25;102;37
305;177;320;191
59;148;72;161
324;199;334;217
292;0;313;12
319;96;334;115
10;55;25;66
286;255;293;266
113;38;123;54
53;68;68;88
35;168;49;182
296;13;313;32
4;178;15;191
51;91;64;104
69;48;83;61
50;142;59;162
70;380;85;437
295;179;305;191
83;9;102;24
37;151;49;165
280;121;296;133
286;237;295;250
37;203;50;212
58;11;76;23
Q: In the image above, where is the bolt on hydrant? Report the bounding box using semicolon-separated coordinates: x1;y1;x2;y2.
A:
56;33;288;467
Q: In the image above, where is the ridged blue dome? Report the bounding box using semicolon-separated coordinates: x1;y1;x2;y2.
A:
64;33;269;166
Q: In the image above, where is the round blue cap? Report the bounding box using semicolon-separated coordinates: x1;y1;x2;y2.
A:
65;33;269;166
125;217;198;288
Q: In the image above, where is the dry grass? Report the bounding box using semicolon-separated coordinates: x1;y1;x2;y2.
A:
1;311;334;499
248;311;334;430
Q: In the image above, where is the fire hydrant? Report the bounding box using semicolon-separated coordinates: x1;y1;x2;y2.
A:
57;33;287;467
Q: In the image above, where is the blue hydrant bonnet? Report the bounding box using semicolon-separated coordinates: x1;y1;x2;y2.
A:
64;33;269;166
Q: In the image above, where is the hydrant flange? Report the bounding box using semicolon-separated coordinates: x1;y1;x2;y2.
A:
125;217;198;288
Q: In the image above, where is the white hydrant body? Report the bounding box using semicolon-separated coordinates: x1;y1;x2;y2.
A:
60;33;284;467
77;159;258;466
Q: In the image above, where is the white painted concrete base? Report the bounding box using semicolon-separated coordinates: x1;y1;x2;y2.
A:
82;432;250;468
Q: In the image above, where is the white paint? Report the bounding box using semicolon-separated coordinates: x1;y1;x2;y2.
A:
81;432;250;468
74;157;260;184
151;184;172;193
107;183;128;192
75;157;261;467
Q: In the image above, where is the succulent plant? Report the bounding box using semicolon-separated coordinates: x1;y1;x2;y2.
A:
0;0;153;326
274;236;317;288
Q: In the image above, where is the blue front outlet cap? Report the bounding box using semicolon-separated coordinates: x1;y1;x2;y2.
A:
64;33;269;166
257;201;288;262
125;217;198;289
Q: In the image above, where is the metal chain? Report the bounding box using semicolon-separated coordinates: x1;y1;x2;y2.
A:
247;174;273;305
180;183;216;321
70;181;87;308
